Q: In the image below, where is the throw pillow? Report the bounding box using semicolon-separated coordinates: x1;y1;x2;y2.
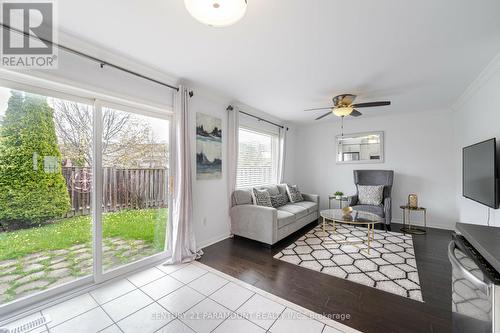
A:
270;193;288;208
358;185;384;205
286;184;304;203
252;188;272;207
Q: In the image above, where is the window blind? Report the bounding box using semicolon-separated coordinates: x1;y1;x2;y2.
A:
237;127;278;188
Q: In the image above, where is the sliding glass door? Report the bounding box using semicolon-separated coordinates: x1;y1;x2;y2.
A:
0;87;94;306
100;105;169;274
0;84;171;313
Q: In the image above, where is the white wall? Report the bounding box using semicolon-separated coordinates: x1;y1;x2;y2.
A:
189;90;231;248
453;54;500;227
290;110;457;229
187;86;293;249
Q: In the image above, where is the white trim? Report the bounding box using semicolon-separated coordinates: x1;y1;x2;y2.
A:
0;276;93;319
0;78;93;105
391;218;455;231
197;233;231;250
92;100;104;283
239;124;280;138
452;52;500;111
0;69;173;117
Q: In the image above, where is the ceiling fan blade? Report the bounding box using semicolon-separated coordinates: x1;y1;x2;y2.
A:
304;107;333;112
351;101;391;108
350;110;362;117
315;111;332;120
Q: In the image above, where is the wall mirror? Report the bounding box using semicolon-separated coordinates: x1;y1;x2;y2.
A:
336;131;384;164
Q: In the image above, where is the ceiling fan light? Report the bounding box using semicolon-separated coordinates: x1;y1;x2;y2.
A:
184;0;247;27
333;107;353;117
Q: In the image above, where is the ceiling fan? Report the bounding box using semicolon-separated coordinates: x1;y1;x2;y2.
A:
304;94;391;120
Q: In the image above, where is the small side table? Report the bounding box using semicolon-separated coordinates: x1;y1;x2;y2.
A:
400;205;427;235
329;196;349;209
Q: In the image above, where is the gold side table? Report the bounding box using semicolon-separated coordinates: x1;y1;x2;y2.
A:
400;205;427;235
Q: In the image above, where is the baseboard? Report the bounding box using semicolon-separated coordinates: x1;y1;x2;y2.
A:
391;218;455;231
197;233;231;250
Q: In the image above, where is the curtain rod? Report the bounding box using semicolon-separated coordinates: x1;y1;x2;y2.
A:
0;24;179;91
227;105;288;131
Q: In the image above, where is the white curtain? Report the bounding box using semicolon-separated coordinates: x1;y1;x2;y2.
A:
227;106;239;235
165;86;202;264
277;126;287;183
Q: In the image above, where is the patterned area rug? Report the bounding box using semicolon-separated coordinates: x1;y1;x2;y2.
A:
274;224;423;302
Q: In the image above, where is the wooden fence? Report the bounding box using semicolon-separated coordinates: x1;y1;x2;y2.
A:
62;167;168;217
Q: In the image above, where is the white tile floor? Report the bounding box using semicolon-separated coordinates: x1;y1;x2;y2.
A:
1;262;356;333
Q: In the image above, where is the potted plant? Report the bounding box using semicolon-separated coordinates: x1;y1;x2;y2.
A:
334;191;344;200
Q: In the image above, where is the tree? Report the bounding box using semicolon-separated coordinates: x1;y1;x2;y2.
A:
53;100;154;168
0;91;70;229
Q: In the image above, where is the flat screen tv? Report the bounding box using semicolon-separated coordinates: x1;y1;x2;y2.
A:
463;138;499;209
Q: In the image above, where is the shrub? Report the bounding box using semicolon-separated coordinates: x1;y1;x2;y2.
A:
0;91;70;229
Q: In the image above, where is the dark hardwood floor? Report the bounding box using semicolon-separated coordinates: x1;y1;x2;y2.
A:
199;221;453;333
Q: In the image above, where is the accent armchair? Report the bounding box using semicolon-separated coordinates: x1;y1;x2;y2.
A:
348;170;394;225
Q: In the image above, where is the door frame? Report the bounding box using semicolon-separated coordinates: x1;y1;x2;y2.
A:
93;100;172;283
0;70;174;318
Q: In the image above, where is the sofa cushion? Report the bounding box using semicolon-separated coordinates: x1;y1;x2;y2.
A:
258;185;280;196
270;193;288;208
292;201;318;214
233;189;252;205
277;204;309;219
286;184;304;203
252;188;272;207
277;210;296;228
277;184;288;195
352;204;384;217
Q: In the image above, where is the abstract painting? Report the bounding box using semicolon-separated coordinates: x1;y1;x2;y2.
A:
196;113;222;180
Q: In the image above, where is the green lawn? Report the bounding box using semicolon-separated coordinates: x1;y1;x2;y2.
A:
0;208;168;261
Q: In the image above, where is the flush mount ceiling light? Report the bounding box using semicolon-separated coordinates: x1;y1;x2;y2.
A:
184;0;247;27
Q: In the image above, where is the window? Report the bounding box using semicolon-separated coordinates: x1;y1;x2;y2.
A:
237;127;278;188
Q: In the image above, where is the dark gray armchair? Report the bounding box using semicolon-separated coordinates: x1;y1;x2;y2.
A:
348;170;394;225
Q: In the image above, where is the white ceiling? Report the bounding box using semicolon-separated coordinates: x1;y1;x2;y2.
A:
57;0;500;122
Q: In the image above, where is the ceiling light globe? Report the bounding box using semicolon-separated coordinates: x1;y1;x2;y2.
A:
184;0;247;27
333;107;353;117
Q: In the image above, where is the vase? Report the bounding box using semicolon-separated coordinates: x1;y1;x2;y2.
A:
408;194;418;208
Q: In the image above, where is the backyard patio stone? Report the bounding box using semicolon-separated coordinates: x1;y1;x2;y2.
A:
24;255;51;263
1;266;17;274
15;280;51;294
49;261;70;270
49;256;68;266
75;252;92;261
47;268;71;279
0;274;19;283
23;263;45;271
0;259;17;269
0;236;156;303
16;271;46;285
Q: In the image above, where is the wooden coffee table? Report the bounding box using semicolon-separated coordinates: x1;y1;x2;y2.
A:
320;209;384;253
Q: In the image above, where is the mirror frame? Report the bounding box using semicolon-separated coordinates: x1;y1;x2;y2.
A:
335;131;385;164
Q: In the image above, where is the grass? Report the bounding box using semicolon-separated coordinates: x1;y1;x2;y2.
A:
0;208;168;261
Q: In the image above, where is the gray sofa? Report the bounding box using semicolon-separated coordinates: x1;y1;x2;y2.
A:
348;170;394;225
231;184;319;245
